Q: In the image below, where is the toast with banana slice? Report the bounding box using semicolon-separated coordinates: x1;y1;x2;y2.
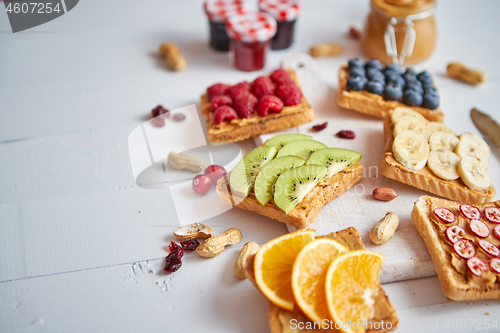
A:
381;107;496;204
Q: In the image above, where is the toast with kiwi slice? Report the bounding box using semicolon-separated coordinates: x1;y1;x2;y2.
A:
216;134;363;229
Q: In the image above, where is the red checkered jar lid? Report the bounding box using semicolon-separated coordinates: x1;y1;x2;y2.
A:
258;0;301;21
203;0;250;23
226;11;277;43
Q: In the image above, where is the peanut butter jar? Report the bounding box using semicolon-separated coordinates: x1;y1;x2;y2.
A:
361;0;437;65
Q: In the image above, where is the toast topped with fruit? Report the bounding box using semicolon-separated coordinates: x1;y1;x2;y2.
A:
238;227;398;332
412;195;500;301
381;107;495;204
337;59;444;122
216;134;363;229
201;69;314;143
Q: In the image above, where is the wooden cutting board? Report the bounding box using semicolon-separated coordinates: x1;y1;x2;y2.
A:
255;53;437;283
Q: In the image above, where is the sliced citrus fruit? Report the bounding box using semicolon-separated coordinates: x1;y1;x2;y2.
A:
291;238;349;324
325;250;384;333
254;230;315;311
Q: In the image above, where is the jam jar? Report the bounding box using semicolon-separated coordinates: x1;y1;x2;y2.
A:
203;0;250;52
361;0;437;65
226;12;277;71
259;0;301;50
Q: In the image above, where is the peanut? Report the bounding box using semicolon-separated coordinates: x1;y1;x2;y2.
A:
167;151;209;172
159;43;187;71
234;242;260;279
446;62;487;85
370;212;399;245
309;43;343;58
196;228;242;258
174;222;213;241
372;187;398;201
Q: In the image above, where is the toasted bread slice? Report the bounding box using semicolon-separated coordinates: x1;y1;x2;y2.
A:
216;163;363;229
412;195;500;301
201;69;314;143
337;63;444;122
242;227;398;333
381;115;496;204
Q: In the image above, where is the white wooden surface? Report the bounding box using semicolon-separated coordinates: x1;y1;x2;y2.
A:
1;0;499;332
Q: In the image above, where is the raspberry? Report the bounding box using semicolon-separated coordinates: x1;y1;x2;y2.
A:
275;85;303;106
207;83;229;99
257;95;284;117
274;76;296;87
229;81;251;99
233;92;258;118
251;76;275;98
270;68;291;83
214;106;238;125
210;95;232;111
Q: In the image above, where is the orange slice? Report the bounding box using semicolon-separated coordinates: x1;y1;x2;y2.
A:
325;250;384;333
291;238;348;324
254;230;315;311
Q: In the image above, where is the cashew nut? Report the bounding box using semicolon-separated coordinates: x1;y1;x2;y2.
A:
234;242;260;279
196;228;242;258
370;212;399;245
174;223;213;241
167;151;209;172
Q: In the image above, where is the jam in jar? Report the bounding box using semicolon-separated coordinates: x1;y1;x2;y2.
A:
259;0;301;50
226;12;277;71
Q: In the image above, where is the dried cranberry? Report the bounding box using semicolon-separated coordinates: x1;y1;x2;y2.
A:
349;27;361;39
169;241;183;255
311;122;328;132
151;105;170;118
251;76;275;98
257;95;284;117
336;130;356;139
210;95;232;111
180;239;200;251
214;106;238;125
164;252;182;273
229;82;251;99
152;118;165;127
275;85;303;106
172;113;185;121
207;83;229;99
233;92;258;118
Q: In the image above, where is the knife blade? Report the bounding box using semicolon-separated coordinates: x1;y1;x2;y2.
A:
470;108;500;151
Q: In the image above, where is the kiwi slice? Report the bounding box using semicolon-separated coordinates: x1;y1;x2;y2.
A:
264;134;312;149
254;156;306;206
276;140;328;160
274;164;328;215
306;148;362;178
230;145;278;197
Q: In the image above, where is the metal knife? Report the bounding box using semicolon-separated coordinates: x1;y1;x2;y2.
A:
470;108;500;151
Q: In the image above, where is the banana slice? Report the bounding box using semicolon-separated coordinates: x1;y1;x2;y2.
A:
458;156;491;191
390;107;426;125
427;122;456;135
427;150;460;180
455;133;491;166
393;130;430;171
394;115;430;140
429;131;460;151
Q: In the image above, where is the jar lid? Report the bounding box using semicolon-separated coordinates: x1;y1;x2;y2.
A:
258;0;301;21
226;11;277;43
203;0;250;23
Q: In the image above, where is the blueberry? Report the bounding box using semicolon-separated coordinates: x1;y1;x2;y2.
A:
364;80;384;95
424;86;438;96
422;81;435;90
384;69;400;77
417;70;432;82
403;72;418;83
384;64;401;73
346;74;368;91
386;74;406;89
403;89;423;106
348;58;365;70
349;66;366;77
366;68;385;84
405;81;424;94
365;59;384;71
404;67;417;76
422;93;440;109
384;81;403;101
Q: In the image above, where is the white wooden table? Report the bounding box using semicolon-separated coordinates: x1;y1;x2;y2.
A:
1;0;499;332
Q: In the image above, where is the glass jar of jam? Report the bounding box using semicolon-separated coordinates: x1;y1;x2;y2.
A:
361;0;437;65
203;0;250;52
226;12;277;71
258;0;301;50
